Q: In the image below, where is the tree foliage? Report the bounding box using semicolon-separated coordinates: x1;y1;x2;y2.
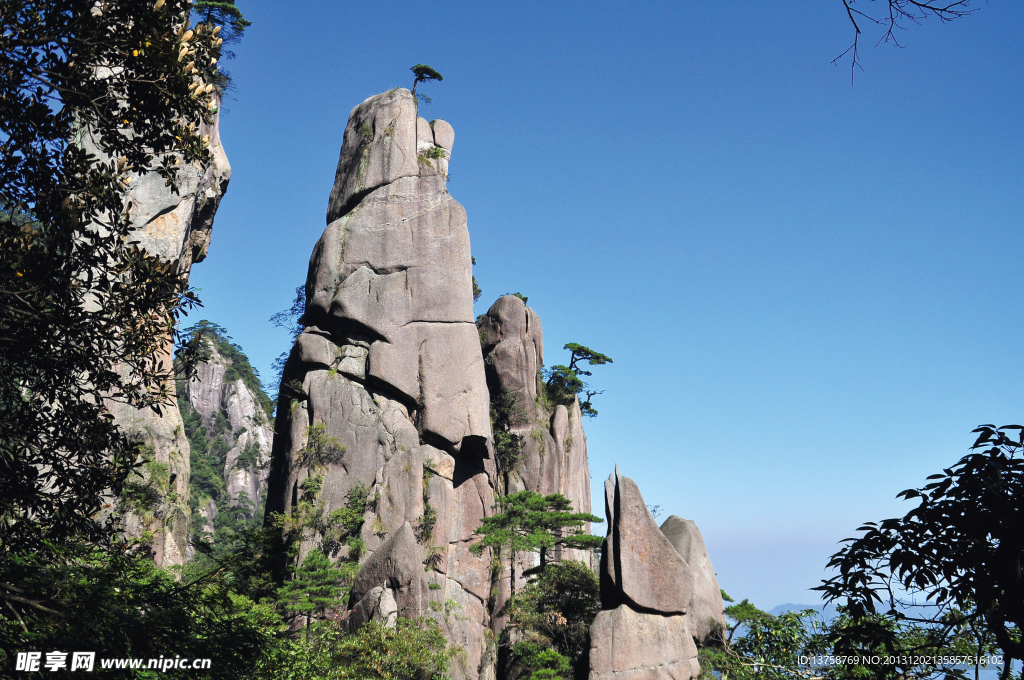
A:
269;283;306;400
545;343;613;417
0;0;230;561
492;387;529;480
193;1;250;46
277;548;346;640
816;424;1024;678
410;63;443;103
474;491;602;598
699;592;999;680
501;560;601;678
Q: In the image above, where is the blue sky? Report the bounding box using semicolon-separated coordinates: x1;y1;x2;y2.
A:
189;1;1023;608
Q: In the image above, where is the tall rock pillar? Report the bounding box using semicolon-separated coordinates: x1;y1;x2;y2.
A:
265;89;496;680
477;295;594;568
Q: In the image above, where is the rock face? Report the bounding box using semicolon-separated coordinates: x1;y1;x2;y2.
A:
124;98;230;272
589;605;700;680
601;470;692;614
265;89;496;680
659;516;726;643
590;469;724;680
349;522;430;628
105;99;231;568
180;328;274;554
477;295;593;568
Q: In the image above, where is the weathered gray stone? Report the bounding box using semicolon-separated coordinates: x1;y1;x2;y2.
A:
477;297;593;555
423;444;456;481
178;337;273;556
327;89;420;221
376;447;425;534
368;321;491;452
478;295;544;417
417;116;436;154
351;585;399;628
302;370;391;511
430;119;455;152
350;523;429;628
602;470;692;615
338;344;368;380
312;175;473;334
296;332;338;369
660;516;726;643
589;605;699;680
266;88;501;678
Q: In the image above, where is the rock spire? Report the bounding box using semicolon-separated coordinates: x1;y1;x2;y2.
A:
265;88;496;680
589;469;726;680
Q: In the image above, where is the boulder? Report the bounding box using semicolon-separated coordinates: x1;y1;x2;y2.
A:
601;469;692;614
589;605;700;680
349;522;430;628
478;295;544;418
417;116;435;153
660;516;726;643
431;119;455;152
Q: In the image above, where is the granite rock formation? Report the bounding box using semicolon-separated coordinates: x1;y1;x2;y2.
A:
590;469;724;680
589;605;700;680
477;295;593;566
265;88;496;680
105;99;231;567
659;516;726;643
179;327;274;550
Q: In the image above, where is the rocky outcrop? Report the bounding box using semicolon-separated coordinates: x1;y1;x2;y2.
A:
265;88;496;680
106;99;231;568
589;605;700;680
601;470;692;614
124;97;231;273
181;328;274;532
590;469;724;680
349;522;430;628
659;516;726;643
477;295;593;568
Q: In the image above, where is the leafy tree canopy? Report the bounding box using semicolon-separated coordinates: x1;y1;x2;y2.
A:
816;424;1024;678
474;491;602;599
698;592;995;680
501;560;601;676
193;1;250;44
0;0;228;560
545;343;613;417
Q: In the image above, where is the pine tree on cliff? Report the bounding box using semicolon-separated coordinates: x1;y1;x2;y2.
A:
410;63;443;103
473;491;602;597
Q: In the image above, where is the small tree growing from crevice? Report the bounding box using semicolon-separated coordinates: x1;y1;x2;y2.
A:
545;343;613;417
492;388;529;484
410;63;443;104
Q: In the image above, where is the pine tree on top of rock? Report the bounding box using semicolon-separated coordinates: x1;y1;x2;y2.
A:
410;63;443;103
545;343;613;417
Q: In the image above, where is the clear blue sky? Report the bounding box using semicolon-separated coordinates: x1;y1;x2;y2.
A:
189;1;1023;609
